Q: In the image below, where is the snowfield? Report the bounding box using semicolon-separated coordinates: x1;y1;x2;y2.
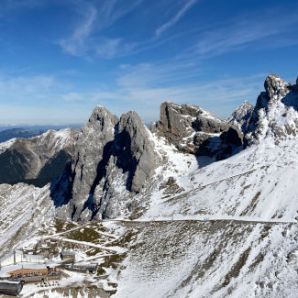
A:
108;134;298;298
144;135;298;223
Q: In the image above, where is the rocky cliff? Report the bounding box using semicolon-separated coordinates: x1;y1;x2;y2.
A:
154;101;243;159
52;107;157;221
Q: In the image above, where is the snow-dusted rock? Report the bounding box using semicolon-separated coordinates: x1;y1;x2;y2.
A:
229;101;254;131
245;74;298;145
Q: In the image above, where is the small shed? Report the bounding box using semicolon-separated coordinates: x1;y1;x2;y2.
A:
0;280;23;296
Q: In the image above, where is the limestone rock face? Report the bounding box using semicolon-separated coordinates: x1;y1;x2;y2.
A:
156;102;199;144
68;107;118;220
155;101;242;158
53;107;157;221
115;111;156;193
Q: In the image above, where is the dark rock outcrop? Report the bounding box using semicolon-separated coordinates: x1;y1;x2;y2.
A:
221;127;243;147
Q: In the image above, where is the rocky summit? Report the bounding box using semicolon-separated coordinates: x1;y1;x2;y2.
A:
245;74;298;145
52;107;157;221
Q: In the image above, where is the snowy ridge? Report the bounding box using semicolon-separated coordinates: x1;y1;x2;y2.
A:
0;138;16;154
33;128;79;152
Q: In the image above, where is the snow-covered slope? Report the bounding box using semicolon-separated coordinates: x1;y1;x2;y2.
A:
143;135;298;222
113;219;298;298
0;183;54;256
111;134;298;298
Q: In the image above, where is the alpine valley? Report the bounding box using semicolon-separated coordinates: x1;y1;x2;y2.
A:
1;74;298;298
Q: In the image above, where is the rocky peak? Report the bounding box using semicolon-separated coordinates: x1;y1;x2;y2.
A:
229;101;254;132
53;108;157;221
63;107;118;220
85;106;118;132
245;74;298;145
264;74;289;101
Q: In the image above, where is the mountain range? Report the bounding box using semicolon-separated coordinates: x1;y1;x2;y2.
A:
1;74;298;297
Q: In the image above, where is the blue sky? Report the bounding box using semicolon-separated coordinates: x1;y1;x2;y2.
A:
0;0;298;125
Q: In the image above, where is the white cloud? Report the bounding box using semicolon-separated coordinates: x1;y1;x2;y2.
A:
155;0;198;37
0;74;56;98
59;0;144;58
59;4;97;56
192;13;298;58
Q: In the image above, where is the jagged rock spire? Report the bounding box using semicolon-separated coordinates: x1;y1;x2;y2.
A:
245;74;298;145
